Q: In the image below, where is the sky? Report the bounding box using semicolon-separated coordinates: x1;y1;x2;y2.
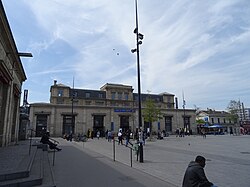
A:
2;0;250;111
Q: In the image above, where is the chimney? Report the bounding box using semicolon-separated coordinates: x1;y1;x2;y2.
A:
54;80;57;86
175;97;178;109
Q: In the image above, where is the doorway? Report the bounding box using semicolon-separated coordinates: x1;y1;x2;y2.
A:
93;115;104;137
120;115;129;132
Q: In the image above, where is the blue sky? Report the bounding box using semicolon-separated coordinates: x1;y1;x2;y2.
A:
2;0;250;110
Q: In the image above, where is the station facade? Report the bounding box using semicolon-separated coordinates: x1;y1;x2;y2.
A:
29;81;196;137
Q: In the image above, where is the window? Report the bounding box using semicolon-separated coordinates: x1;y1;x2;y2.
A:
98;93;103;98
134;96;138;101
111;92;116;100
218;118;220;124
211;118;214;123
118;92;122;100
85;92;90;98
223;118;226;123
73;91;78;98
57;97;64;104
124;93;129;100
167;96;171;102
58;89;63;97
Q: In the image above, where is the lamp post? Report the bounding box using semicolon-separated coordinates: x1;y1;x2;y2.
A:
18;52;33;57
71;77;75;137
131;0;144;163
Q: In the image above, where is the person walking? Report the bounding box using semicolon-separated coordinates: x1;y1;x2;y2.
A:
201;129;206;139
107;130;112;142
182;155;215;187
125;129;131;146
96;130;100;139
118;130;123;145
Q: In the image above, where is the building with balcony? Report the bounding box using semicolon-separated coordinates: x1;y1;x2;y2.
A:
29;81;196;137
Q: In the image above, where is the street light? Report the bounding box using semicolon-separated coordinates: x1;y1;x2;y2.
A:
71;77;75;137
131;0;144;163
18;52;33;57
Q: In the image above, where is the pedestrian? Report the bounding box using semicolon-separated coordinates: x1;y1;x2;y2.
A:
161;131;164;139
105;129;109;139
107;130;112;142
91;130;94;139
96;130;100;139
176;128;180;137
138;129;143;144
118;130;123;145
201;129;206;139
182;155;215;187
125;129;131;146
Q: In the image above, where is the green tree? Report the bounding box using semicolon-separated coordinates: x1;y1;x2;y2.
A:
226;100;239;124
196;119;205;125
142;98;162;134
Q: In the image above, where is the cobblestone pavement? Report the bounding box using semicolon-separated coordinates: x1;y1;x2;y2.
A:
67;134;250;187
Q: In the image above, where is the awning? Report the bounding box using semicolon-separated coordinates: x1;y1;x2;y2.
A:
209;124;223;128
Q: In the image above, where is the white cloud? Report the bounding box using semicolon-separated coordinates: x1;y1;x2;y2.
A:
3;0;250;110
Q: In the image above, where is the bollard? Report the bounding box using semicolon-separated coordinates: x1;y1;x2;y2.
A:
52;149;56;166
113;139;115;162
130;148;133;167
139;142;143;163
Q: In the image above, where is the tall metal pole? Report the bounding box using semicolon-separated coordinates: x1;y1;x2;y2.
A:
182;91;186;133
71;77;75;135
134;0;143;163
135;0;142;130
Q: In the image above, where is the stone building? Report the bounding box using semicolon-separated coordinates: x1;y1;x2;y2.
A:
196;109;236;133
29;81;196;137
0;2;27;146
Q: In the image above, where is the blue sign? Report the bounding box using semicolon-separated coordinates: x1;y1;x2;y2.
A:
114;108;135;112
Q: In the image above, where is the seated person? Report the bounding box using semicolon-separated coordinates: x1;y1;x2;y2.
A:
40;132;61;151
182;155;215;187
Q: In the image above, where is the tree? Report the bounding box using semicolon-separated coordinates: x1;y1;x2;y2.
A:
196;119;205;125
226;100;240;124
142;98;162;134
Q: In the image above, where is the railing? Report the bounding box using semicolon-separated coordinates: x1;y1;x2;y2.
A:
28;129;59;166
49;138;59;166
112;139;137;167
28;129;35;156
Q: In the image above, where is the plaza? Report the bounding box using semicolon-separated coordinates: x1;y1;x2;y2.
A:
67;134;250;187
1;134;250;186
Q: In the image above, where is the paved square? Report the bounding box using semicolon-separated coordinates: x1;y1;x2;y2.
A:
72;135;250;187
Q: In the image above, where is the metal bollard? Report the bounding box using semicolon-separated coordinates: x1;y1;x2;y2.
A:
139;142;143;163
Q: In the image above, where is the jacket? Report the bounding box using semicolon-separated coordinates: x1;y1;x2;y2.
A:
182;161;213;187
